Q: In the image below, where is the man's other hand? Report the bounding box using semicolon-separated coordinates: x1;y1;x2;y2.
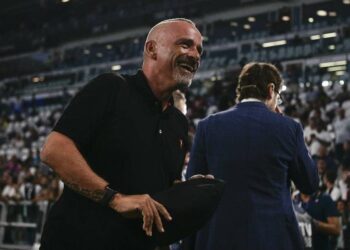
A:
189;174;215;180
109;194;172;237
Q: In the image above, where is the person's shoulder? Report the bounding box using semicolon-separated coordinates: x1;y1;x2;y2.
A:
318;193;340;214
279;114;299;125
195;108;235;131
274;113;303;130
204;107;236;122
79;72;132;98
318;193;334;203
89;72;128;88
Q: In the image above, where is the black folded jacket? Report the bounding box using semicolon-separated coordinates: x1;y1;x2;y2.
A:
150;178;225;246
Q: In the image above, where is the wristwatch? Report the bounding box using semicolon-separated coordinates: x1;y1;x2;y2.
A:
100;185;118;206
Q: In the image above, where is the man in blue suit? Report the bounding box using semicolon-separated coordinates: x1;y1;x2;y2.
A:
186;62;319;250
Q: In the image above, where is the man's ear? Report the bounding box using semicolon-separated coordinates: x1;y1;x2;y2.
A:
145;40;157;59
267;83;275;99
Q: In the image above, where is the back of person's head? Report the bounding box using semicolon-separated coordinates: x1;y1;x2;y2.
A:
308;116;317;127
341;155;350;169
316;158;327;174
324;169;337;185
317;144;328;157
236;62;282;102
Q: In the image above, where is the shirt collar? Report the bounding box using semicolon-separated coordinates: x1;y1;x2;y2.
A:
241;98;263;103
132;70;159;103
132;69;174;110
236;100;268;110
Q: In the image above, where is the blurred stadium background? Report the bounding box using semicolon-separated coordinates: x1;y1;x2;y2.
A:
0;0;350;249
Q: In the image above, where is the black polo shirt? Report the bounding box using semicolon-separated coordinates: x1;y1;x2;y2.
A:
301;193;339;250
41;70;188;250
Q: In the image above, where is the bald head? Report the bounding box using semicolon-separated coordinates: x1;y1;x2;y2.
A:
143;18;202;63
142;18;203;98
145;18;197;44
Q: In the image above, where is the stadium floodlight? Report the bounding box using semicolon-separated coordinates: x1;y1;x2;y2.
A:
317;10;327;16
322;32;337;38
230;21;238;27
262;40;286;48
328;45;336;50
343;0;350;4
319;60;347;68
61;0;70;2
84;49;90;55
329;12;337;17
308;18;314;23
112;65;122;71
327;66;346;72
322;81;330;87
248;17;255;22
281;85;287;92
310;35;321;40
339;80;345;85
243;24;251;30
282;16;290;22
32;77;40;83
106;44;113;49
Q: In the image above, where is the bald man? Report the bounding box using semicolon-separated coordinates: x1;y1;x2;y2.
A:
40;18;203;250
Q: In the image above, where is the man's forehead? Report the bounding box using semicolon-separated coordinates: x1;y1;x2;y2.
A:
167;21;201;35
169;24;202;44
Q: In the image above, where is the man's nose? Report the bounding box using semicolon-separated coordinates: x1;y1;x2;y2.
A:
188;47;200;62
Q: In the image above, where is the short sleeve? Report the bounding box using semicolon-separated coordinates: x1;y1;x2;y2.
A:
53;73;121;149
323;195;340;218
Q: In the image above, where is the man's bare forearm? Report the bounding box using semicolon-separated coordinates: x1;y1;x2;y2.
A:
314;217;341;235
41;131;108;202
57;174;105;202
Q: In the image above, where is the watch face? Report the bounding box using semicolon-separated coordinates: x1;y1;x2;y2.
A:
151;178;225;246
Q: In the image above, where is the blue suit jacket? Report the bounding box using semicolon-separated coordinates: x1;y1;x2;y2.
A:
186;102;319;250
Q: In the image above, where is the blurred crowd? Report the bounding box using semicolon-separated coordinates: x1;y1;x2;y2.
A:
1;0;350;83
0;101;64;207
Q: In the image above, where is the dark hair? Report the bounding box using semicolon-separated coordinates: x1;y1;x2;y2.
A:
236;62;282;102
325;170;337;184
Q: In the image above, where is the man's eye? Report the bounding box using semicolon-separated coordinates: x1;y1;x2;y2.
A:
181;44;189;49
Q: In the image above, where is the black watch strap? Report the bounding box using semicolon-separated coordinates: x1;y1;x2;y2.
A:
100;186;118;206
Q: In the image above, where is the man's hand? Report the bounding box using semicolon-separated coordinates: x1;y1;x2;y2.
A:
275;106;283;114
295;210;313;222
109;194;172;237
189;174;214;180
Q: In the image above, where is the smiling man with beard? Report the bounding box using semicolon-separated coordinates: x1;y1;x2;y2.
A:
39;18;203;250
143;19;201;98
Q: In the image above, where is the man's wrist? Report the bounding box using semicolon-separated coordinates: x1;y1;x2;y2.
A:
312;219;320;228
99;185;118;207
109;192;122;210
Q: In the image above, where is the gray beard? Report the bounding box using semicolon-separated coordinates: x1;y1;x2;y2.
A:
173;69;194;90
